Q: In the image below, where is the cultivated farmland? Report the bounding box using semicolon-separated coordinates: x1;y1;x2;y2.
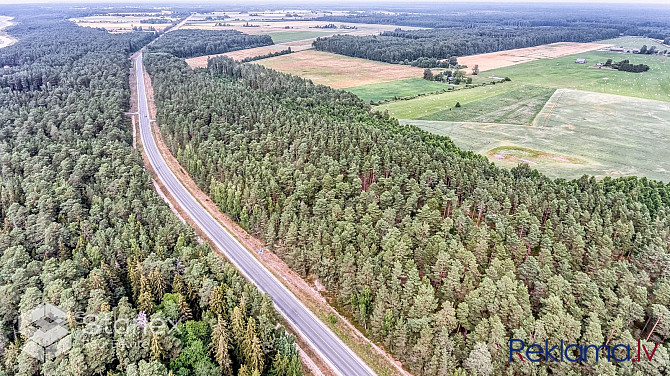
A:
405;89;670;181
597;36;669;50
457;42;612;72
70;14;177;33
185;37;315;68
345;78;450;103
416;84;554;124
485;50;670;101
376;81;523;119
256;50;425;89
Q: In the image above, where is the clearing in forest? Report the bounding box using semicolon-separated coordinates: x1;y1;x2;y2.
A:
256;50;426;89
71;13;177;33
182;17;418;37
457;42;612;72
0;16;16;49
185;38;314;68
183;17;418;69
404;89;670;181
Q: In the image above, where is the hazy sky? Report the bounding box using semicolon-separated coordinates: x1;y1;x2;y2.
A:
2;0;670;4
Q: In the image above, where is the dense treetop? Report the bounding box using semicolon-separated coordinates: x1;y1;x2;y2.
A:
317;5;670;37
313;27;619;65
145;50;670;375
147;29;273;58
0;14;300;376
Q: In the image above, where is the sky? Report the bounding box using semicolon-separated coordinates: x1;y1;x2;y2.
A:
2;0;670;4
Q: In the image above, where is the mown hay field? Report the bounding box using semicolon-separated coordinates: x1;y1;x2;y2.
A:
256;50;426;89
404;89;670;181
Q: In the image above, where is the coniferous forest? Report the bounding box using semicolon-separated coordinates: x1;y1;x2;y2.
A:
144;49;670;375
313;6;670;66
1;3;670;376
313;27;620;65
0;14;301;376
147;29;274;58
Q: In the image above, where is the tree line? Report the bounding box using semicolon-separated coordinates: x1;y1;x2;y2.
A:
144;50;670;376
147;29;274;58
317;5;670;38
0;13;301;376
312;27;619;66
605;58;650;73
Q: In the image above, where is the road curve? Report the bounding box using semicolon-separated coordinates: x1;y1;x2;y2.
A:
134;53;376;376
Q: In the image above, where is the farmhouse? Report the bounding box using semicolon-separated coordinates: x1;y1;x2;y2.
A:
575;58;587;64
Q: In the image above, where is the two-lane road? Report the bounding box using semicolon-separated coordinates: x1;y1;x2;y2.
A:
134;53;376;376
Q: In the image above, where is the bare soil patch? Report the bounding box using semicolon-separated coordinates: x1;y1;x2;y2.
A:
458;42;613;73
257;49;424;89
487;145;583;165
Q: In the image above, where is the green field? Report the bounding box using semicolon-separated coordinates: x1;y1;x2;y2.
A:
485;50;670;102
376;80;521;119
267;30;329;43
598;36;669;51
379;51;670;119
419;84;555;124
405;89;670;181
346;78;450;102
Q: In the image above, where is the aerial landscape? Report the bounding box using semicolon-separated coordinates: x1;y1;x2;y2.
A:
0;1;669;376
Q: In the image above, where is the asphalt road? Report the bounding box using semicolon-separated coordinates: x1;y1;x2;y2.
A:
134;53;376;376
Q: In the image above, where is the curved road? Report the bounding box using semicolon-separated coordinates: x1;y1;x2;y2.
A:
134;53;376;376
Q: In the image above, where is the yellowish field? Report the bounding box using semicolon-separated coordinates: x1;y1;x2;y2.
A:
185;45;283;68
183;19;419;37
71;14;176;33
457;42;612;72
256;50;425;89
186;38;316;68
188;10;352;22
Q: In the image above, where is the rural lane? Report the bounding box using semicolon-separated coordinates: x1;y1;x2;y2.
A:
133;52;377;376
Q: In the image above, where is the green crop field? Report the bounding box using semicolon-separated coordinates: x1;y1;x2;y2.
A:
597;36;669;51
346;78;450;103
267;30;329;43
376;80;520;119
378;51;670;120
485;50;670;102
404;89;670;181
418;84;555;124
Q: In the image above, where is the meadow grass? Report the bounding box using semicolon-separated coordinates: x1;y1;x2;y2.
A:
375;80;521;119
597;36;669;50
418;84;555;124
485;50;670;102
266;30;329;43
404;89;670;181
345;78;450;102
